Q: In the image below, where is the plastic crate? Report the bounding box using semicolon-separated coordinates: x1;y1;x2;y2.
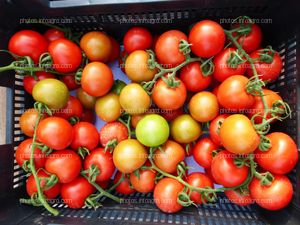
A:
0;0;299;224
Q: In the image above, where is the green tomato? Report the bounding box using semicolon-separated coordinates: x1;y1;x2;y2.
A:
110;79;126;95
136;114;169;147
32;78;69;109
171;114;202;143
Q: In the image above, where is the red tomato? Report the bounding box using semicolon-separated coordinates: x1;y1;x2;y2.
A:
44;28;65;42
255;132;298;174
152;77;187;110
247;49;283;82
37;117;73;150
26;170;61;199
213;48;247;82
8;30;48;63
108;36;120;62
186;172;214;204
118;50;128;73
60;75;80;91
248;89;282;124
180;62;212;92
160;108;183;122
45;149;82;183
204;167;218;184
249;175;293;211
130;168;156;193
48;39;82;73
71;122;99;151
211;150;249;187
15;138;46;170
124;27;152;53
155;30;188;68
81;109;95;123
84;148;115;182
81;62;114;97
224;189;254;206
217;75;255;110
209;114;229;146
61;176;95;209
154;177;184;213
114;172;135;195
193;137;218;169
23;72;55;95
99;122;128;147
54;96;83;119
189;20;225;58
233;23;262;53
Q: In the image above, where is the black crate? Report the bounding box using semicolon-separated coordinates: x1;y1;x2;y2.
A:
0;0;299;224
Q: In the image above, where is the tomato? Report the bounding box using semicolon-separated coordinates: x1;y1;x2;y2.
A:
37;117;73;150
26;171;61;199
209;114;229;146
32;78;69;110
125;50;157;82
179;62;212;92
54;96;83;119
130;167;156;193
220;114;259;154
152;77;187;110
84;148;115;182
23;72;56;95
15;138;46;169
71;122;99;151
97;180;110;189
44;28;65;42
204;167;218;184
255;132;298;174
217;75;255;110
95;93;121;122
211;150;249;187
108;36;120;62
45;149;81;183
119;83;151;115
131;114;146;128
213;48;247;82
81;109;95;123
76;87;96;109
60;75;80;91
113;139;147;173
48;39;82;73
248;89;283;124
193;137;218;169
114;172;135;195
153;140;185;174
189;20;225;58
61;176;95;209
118;50;128;73
20;108;42;137
189;91;219;122
136;114;169;147
224;189;254;206
80;31;112;62
232;23;262;53
154;178;184;213
8;30;48;63
249;175;293;211
171;114;202;143
247;49;283;82
186;172;214;204
160;108;183;122
110;79;126;96
99;122;128;147
155;30;188;68
81;62;114;97
123;27;152;53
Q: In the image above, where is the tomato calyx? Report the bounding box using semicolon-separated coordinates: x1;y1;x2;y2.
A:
177;187;196;207
74;68;83;84
77;147;90;159
104;139;118;153
179;39;192;57
230;16;254;36
254;171;274;186
176;161;188;178
117;112;133;138
257;46;276;63
226;49;247;68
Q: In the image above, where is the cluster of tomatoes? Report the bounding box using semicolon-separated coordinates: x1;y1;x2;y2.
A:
4;17;298;215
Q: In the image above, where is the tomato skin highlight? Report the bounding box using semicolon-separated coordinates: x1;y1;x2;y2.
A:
249;175;293;211
255;132;298;174
154;178;184;213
